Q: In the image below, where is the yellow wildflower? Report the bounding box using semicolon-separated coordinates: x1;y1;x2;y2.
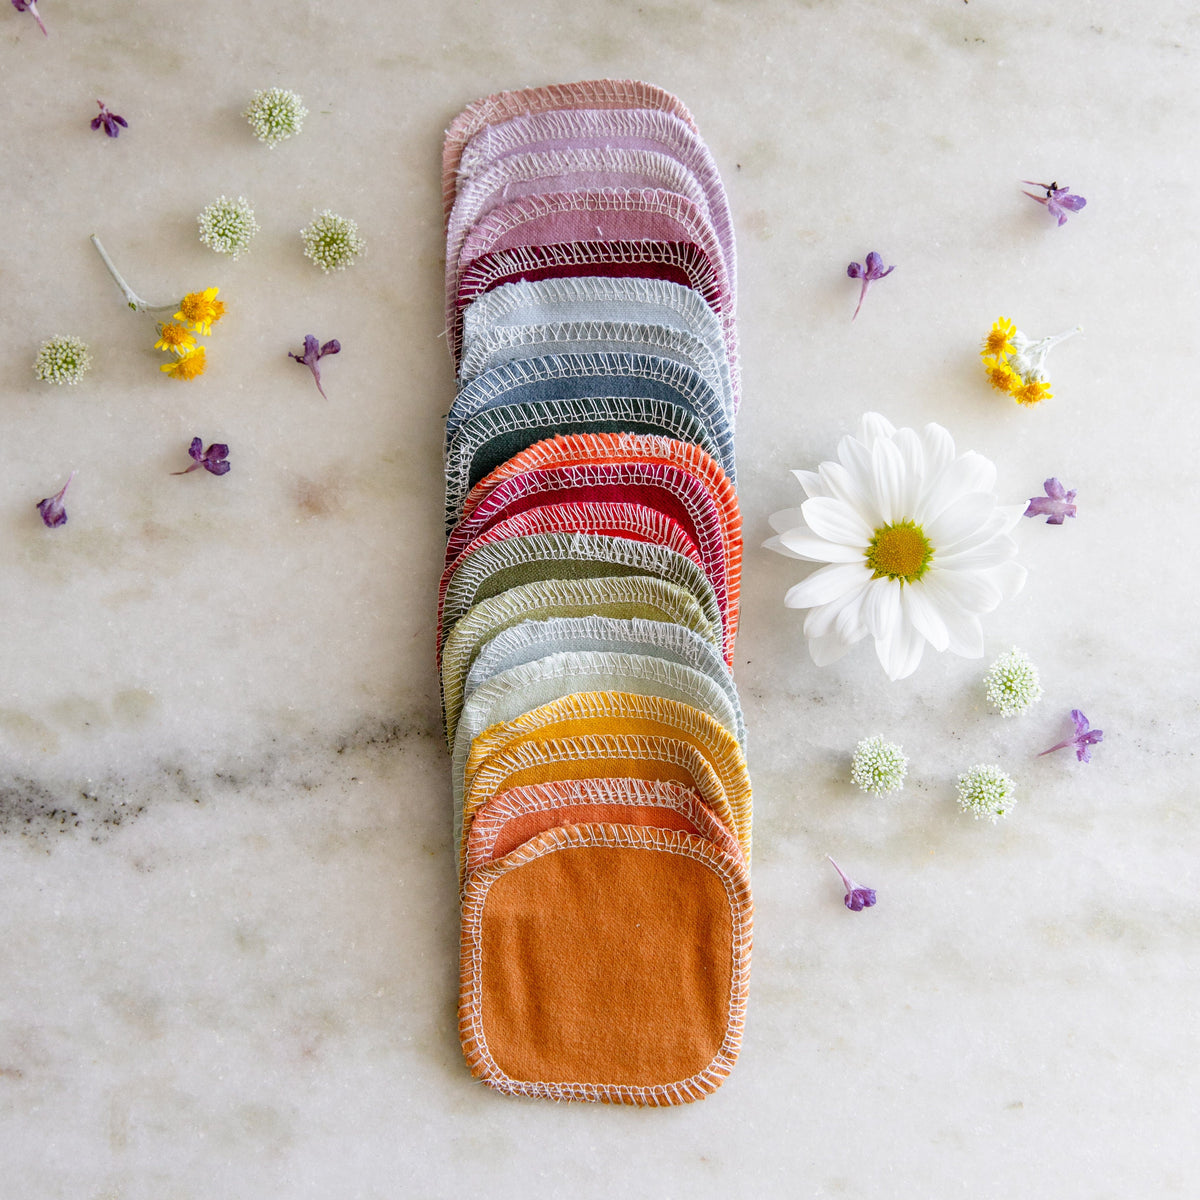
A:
154;322;197;357
981;317;1017;359
982;356;1020;394
1013;378;1052;406
160;346;206;381
175;287;226;336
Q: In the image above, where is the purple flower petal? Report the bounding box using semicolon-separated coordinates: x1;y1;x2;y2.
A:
1024;478;1077;524
36;471;75;528
827;855;878;912
289;333;340;399
1022;180;1086;226
846;251;895;320
1039;710;1103;762
174;438;230;476
91;101;127;139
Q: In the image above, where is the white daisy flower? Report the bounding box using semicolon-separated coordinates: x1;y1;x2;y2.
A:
765;413;1027;680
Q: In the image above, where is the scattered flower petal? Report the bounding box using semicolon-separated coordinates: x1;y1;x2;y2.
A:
984;647;1043;717
846;250;895;320
764;413;1026;680
288;334;341;399
36;471;75;528
175;287;226;336
197;195;259;260
34;335;92;385
172;437;230;476
980;319;1081;406
1039;709;1103;763
12;0;47;36
154;322;197;357
160;345;206;381
827;856;877;911
243;87;307;147
850;735;908;797
89;100;127;138
301;210;366;272
1024;478;1077;524
1021;180;1087;226
956;764;1016;822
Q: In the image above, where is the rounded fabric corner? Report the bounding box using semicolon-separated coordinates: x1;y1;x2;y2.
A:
459;823;752;1105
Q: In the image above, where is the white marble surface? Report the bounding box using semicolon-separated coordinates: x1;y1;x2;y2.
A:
2;1;1198;1195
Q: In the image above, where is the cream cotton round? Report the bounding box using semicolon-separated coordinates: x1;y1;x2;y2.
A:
765;413;1026;680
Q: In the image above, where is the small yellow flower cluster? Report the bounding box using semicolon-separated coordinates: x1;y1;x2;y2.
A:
981;317;1078;408
156;287;225;381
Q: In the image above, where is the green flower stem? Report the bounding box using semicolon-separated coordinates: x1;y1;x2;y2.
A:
90;235;176;313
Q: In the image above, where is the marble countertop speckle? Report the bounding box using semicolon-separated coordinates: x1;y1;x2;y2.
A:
3;1;1198;1196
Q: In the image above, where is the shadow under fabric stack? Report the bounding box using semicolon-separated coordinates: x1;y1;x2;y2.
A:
439;80;752;1106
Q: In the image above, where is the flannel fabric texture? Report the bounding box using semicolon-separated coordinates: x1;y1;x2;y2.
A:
440;80;751;1105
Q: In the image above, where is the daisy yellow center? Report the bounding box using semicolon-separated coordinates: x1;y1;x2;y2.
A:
866;520;933;583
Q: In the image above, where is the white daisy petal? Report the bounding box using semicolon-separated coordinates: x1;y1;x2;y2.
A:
808;631;854;666
861;576;901;642
800;496;873;546
792;469;827;498
915;451;997;524
767;507;806;535
925;566;1002;613
994;503;1028;535
804;583;871;643
776;527;864;562
784;561;873;609
936;534;1018;572
802;596;845;638
819;460;882;526
988;559;1028;600
920;422;956;478
893;427;925;515
858;412;896;447
939;604;985;657
763;533;807;560
870;436;907;524
837;431;873;480
876;616;926;681
930;505;1013;556
834;584;872;643
903;584;950;652
924;492;996;549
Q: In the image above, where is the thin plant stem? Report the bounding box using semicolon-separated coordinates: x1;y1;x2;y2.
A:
90;235;176;313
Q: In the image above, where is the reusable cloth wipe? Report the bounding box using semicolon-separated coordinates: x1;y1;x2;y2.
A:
459;277;737;413
441;81;750;1105
462;777;744;877
459;690;752;860
450;650;746;809
457;615;742;746
458;824;752;1106
438;574;720;736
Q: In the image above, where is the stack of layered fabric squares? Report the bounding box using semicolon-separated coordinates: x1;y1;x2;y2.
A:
439;80;752;1106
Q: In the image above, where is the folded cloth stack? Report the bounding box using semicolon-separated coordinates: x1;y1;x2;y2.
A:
440;80;752;1106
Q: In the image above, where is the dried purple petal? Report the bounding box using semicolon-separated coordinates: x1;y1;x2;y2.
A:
1021;180;1087;226
846;251;895;320
36;471;75;527
1024;477;1077;524
1039;709;1104;763
289;333;340;400
172;437;230;476
90;100;128;139
827;855;877;912
12;0;48;36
